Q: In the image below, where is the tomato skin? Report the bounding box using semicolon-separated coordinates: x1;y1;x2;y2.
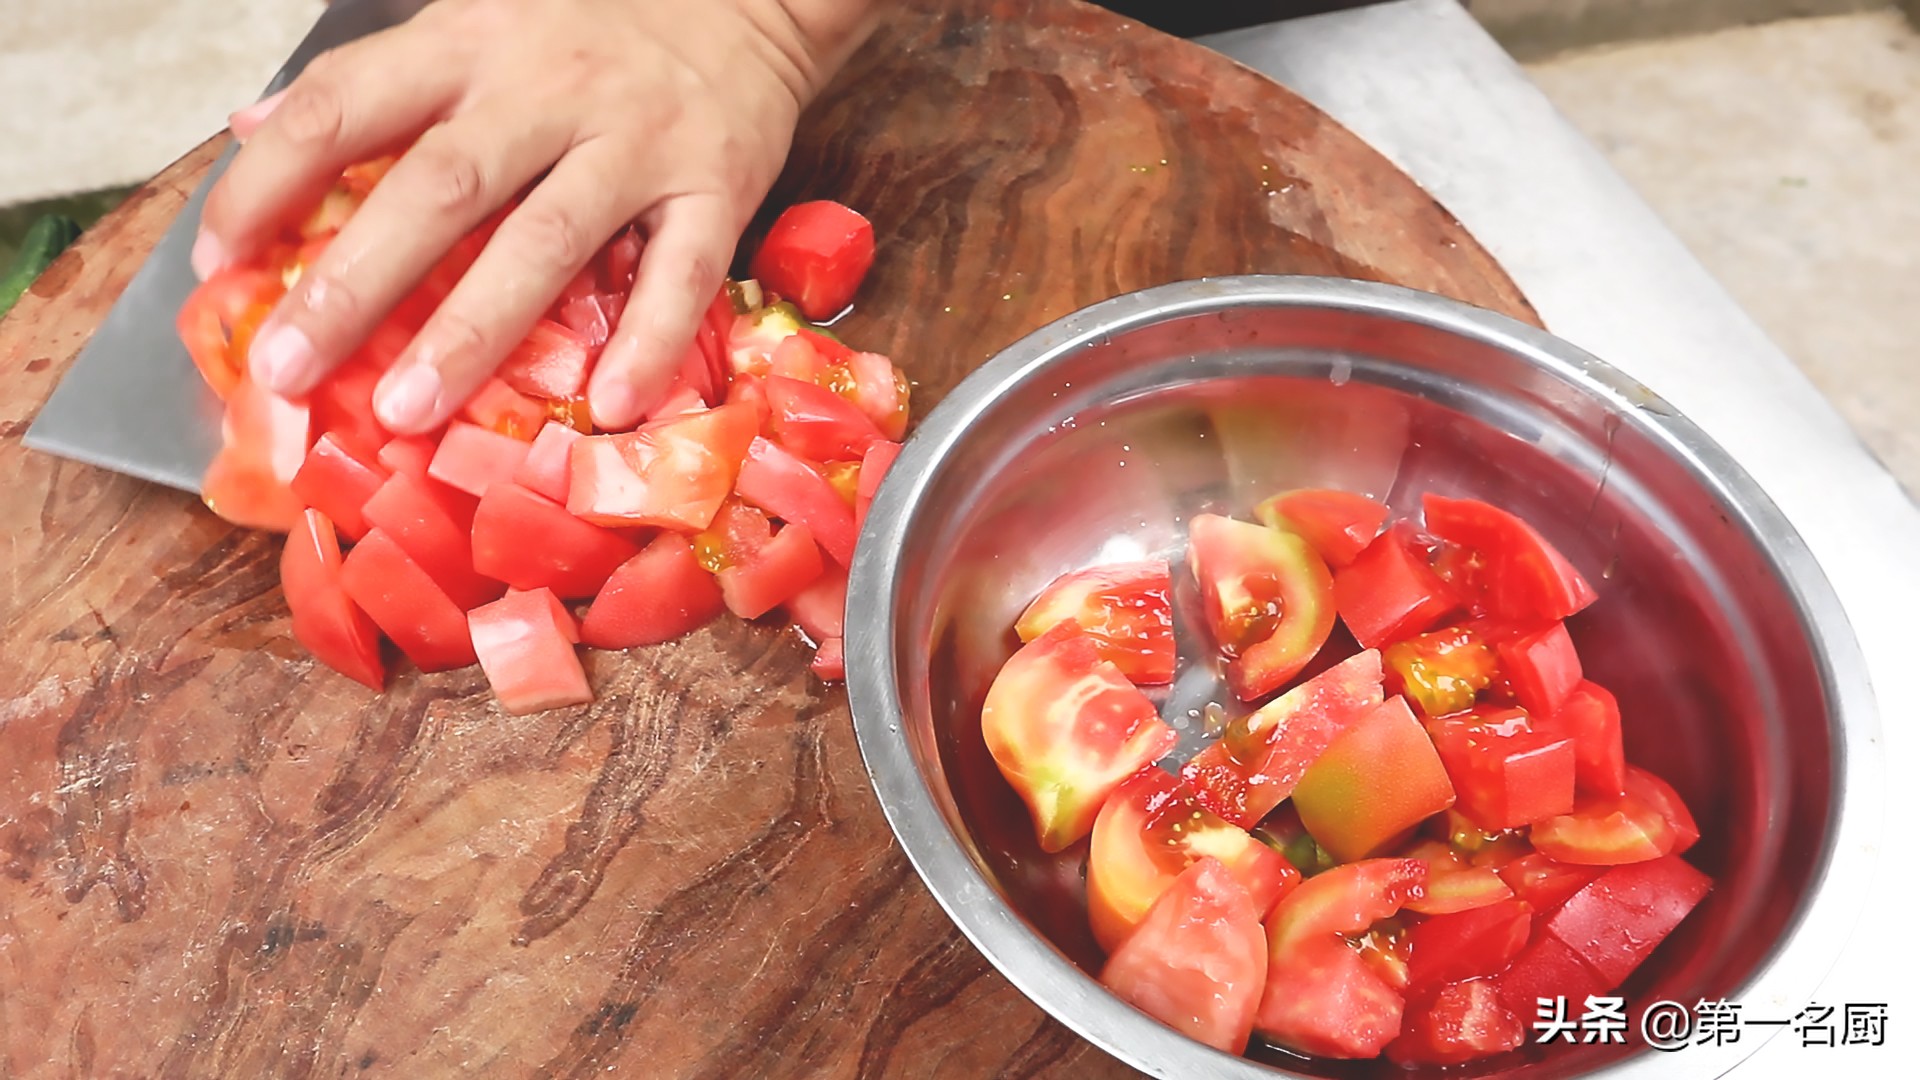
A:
734;436;859;567
1496;621;1582;717
460;377;550;441
471;482;643;600
1254;488;1389;568
1180;649;1385;829
428;420;534;499
580;533;725;649
1187;514;1337;700
512;420;585;504
1405;898;1533;992
361;472;506;610
1087;767;1297;953
854;439;901;529
982;623;1178;853
1398;840;1515;916
764;375;886;463
468;587;593;715
1015;560;1175;686
1498;852;1602;913
290;432;389;541
1535;680;1627;797
1491;932;1609;1023
306;353;390;458
749;200;876;321
281;509;385;690
715;521;826;619
1385;978;1526;1066
1292;697;1456;863
1542;855;1711;984
1425;706;1577;831
1333;523;1457;648
567;403;760;531
377;434;480;527
1100;857;1268;1055
201;375;313;534
1383;624;1499;717
339;528;478;672
177;267;283;399
1530;764;1697;865
1422;494;1596;623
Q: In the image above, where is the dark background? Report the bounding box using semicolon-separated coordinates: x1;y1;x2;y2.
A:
1092;1;1395;39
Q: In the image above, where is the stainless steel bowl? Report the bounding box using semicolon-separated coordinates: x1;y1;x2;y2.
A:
845;276;1880;1078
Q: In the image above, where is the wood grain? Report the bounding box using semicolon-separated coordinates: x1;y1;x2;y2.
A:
0;2;1535;1076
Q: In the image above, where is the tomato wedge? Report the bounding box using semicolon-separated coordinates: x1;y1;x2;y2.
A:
1254;488;1389;568
1088;767;1298;953
734;436;859;567
471;482;642;600
512;420;585;504
1385;979;1525;1066
1333;522;1456;649
201;375;313;533
281;509;384;690
580;533;726;649
1014;560;1175;685
1180;649;1384;829
749;200;876;321
1542;855;1711;984
1497;852;1602;913
1382;624;1499;717
428;420;533;499
1405;899;1533;992
1425;705;1577;831
1100;857;1268;1055
290;432;389;541
1292;697;1456;863
787;564;847;643
854;439;901;529
177;266;283;399
1423;494;1596;623
1491;933;1609;1022
1534;680;1628;797
362;472;505;610
715;521;826;619
1530;764;1698;865
1187;513;1336;700
461;377;550;441
469;587;592;715
764;375;886;463
981;622;1178;853
567;402;759;530
339;528;478;672
1496;620;1582;717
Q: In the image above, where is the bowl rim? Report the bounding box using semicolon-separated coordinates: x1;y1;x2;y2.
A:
844;275;1884;1079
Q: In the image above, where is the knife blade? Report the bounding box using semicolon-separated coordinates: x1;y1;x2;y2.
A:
23;0;433;494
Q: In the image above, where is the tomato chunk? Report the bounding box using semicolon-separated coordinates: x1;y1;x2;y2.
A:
1385;979;1525;1066
1530;764;1698;865
734;436;859;567
201;375;312;533
512;420;585;504
1423;494;1596;623
1383;624;1499;717
306;352;390;457
1492;933;1609;1022
1015;560;1175;685
428;420;534;498
764;375;886;463
469;587;593;715
1188;514;1336;700
1292;697;1456;862
1496;621;1582;717
1401;843;1515;916
1088;767;1298;953
339;528;478;672
854;439;901;529
470;481;642;600
1180;649;1384;829
1254;488;1389;568
362;472;505;610
1100;857;1268;1055
580;533;726;649
290;432;389;541
715;521;826;619
281;509;384;690
177;266;282;399
1498;852;1602;913
1333;523;1456;648
981;623;1178;853
787;564;848;643
461;377;549;441
1426;706;1576;831
1542;855;1711;984
1405;898;1533;992
749;200;876;321
567;403;759;531
847;351;910;441
810;637;846;681
497;319;593;400
1535;680;1628;797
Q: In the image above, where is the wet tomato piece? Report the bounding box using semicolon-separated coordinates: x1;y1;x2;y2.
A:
1188;514;1336;699
1015;560;1175;685
1100;857;1268;1055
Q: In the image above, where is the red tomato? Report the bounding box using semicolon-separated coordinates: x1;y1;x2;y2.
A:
645;380;710;422
1496;621;1582;717
764;375;886;463
1542;855;1711;984
1530;764;1698;865
339;528;478;672
1100;857;1268;1055
1292;697;1456;863
468;587;593;715
734;436;859;567
1491;932;1609;1023
715;521;826;619
305;353;390;458
1256;858;1428;1058
471;482;643;600
377;434;479;526
1254;488;1390;568
982;623;1177;853
1088;767;1298;953
1400;843;1515;916
1405;898;1533;993
428;420;534;498
855;439;901;528
749;200;876;320
556;293;614;351
201;375;312;533
512;420;585;504
670;339;719;408
1187;514;1337;700
290;432;389;541
1180;649;1384;829
1426;706;1577;831
177;266;283;399
281;509;384;690
567;403;759;531
1385;978;1525;1066
579;533;726;649
1382;624;1499;717
1014;560;1175;685
1423;494;1596;623
497;319;593;401
461;377;550;441
1534;679;1627;797
1497;852;1602;913
770;333;832;385
1333;523;1457;648
362;472;505;610
847;351;910;441
600;226;642;292
810;637;846;681
787;564;848;643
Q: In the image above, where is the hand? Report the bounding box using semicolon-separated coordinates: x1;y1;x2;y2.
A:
198;0;877;432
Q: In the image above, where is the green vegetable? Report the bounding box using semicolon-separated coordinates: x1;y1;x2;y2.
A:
0;215;83;319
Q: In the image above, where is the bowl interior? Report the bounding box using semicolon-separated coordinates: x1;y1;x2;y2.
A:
877;296;1837;1078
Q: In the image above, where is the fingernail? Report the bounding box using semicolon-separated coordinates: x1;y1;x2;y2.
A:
190;230;228;281
249;321;315;393
376;365;445;432
590;377;640;431
229;89;287;140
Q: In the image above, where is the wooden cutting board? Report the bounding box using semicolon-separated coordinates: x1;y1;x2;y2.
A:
0;1;1535;1076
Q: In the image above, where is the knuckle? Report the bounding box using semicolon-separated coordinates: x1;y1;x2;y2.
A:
419;305;493;371
287;270;367;340
510;203;593;275
274;79;347;152
402;140;489;217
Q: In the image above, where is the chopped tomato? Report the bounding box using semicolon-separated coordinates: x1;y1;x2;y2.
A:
733;436;859;567
377;434;479;526
498;319;593;400
1535;680;1628;797
566;402;759;531
1491;933;1609;1022
692;498;773;573
647;379;710;423
1405;899;1533;992
361;472;505;610
1187;514;1336;700
338;528;478;672
787;564;847;643
1382;624;1499;717
281;509;384;690
715;521;826;619
600;226;642;292
177;266;282;399
1180;649;1384;829
579;533;726;649
468;587;593;715
770;333;832;385
1385;978;1525;1066
1100;857;1268;1055
810;637;845;681
855;439;901;528
1292;697;1456;863
1255;858;1427;1058
290;432;389;541
1496;621;1582;717
427;420;533;498
1015;560;1175;685
471;482;642;600
1530;764;1697;865
1542;855;1711;984
981;623;1178;853
1254;488;1390;568
1398;840;1514;915
1425;706;1577;831
1087;767;1297;953
725;305;805;377
461;377;549;440
749;200;876;320
512;420;585;504
846;351;910;441
305;353;389;457
201;375;312;533
764;375;886;463
1497;852;1602;913
1333;522;1456;648
1423;494;1596;623
557;292;615;350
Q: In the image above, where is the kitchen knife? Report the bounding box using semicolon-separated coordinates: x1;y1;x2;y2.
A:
23;0;432;493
